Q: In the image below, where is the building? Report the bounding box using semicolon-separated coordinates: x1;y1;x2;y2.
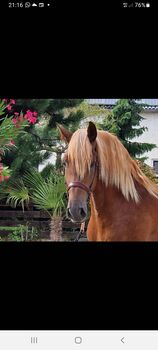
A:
87;99;158;175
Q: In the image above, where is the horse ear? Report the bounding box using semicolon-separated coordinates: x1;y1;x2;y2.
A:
87;121;97;143
56;123;72;143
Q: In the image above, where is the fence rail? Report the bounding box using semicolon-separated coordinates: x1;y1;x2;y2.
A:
0;206;87;241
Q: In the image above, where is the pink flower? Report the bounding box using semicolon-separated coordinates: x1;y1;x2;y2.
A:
7;104;12;111
0;175;4;182
9;140;15;145
31;117;37;124
24;110;32;119
33;111;38;117
24;110;37;124
3;99;8;103
28;116;37;124
14;112;19;116
4;175;10;181
12;117;17;125
10;99;16;105
26;110;33;118
7;139;15;146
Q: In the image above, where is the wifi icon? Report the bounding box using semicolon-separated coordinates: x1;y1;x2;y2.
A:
32;2;37;6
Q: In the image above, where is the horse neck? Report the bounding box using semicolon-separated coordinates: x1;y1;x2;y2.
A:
92;180;125;213
91;178;152;224
90;180;132;241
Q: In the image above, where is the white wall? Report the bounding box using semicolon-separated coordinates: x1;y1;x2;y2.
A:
81;111;158;173
80;115;104;127
38;151;56;172
132;111;158;168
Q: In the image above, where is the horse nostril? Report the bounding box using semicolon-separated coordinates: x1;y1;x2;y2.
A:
79;208;86;218
67;206;87;221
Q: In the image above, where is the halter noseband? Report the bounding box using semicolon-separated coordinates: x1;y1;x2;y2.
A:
67;182;91;195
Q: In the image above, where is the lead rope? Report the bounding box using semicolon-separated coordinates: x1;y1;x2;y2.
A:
74;222;86;242
74;191;92;242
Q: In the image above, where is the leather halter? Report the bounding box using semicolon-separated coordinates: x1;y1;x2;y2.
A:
67;161;98;241
67;161;98;198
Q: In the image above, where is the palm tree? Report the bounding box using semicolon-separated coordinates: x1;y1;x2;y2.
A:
23;169;66;241
1;168;66;241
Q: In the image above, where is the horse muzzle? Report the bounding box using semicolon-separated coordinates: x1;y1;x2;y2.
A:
67;202;87;223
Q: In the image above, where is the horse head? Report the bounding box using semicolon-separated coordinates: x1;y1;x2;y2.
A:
57;122;98;223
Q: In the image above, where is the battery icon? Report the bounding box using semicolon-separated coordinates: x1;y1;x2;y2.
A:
39;2;44;6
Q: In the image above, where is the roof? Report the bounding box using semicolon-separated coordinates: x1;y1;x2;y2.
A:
87;99;158;110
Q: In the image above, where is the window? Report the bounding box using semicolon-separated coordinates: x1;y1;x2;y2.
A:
153;160;158;174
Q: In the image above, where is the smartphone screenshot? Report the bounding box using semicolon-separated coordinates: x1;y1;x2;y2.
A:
0;0;157;349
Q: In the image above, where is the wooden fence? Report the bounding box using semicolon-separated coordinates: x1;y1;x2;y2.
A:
0;205;87;241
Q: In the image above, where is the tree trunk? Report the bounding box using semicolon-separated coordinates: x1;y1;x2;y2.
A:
50;216;63;241
56;152;62;171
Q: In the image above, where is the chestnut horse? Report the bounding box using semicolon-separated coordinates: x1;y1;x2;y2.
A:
58;122;158;241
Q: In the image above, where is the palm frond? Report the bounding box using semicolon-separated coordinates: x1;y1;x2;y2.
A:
23;169;66;216
6;179;30;212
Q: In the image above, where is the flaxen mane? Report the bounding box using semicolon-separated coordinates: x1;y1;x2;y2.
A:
67;129;158;203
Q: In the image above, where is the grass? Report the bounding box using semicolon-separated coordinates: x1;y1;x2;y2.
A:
0;226;20;231
0;225;39;241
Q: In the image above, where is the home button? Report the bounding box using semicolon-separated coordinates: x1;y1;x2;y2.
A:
75;337;82;344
